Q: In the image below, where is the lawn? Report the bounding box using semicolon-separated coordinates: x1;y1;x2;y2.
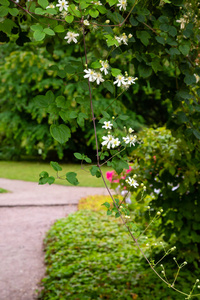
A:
0;161;111;187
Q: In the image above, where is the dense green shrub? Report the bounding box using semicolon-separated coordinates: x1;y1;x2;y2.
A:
39;210;199;300
130;127;200;265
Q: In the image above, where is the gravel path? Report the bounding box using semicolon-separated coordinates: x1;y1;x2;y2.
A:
0;178;108;300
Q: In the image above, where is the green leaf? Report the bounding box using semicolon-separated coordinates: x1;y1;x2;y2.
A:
138;64;152;78
35;7;46;14
47;176;55;185
102;202;110;209
54;25;65;32
8;8;19;16
115;212;120;218
31;24;43;31
50;124;71;144
96;5;107;14
43;28;55;36
91;61;101;69
155;36;165;45
34;95;48;107
136;31;151;46
46;8;57;14
90;166;101;178
39;171;49;178
111;68;121;77
55;96;66;108
0;0;9;6
102;81;114;94
184;74;196;85
38;0;48;9
65;15;74;23
85;157;92;163
69;111;78;119
0;6;9;17
179;44;190;56
66;172;79;185
119;115;129;120
130;16;138;26
74;153;83;160
50;161;62;171
89;9;99;18
77;112;88;127
107;209;112;216
193;129;200;140
33;30;46;41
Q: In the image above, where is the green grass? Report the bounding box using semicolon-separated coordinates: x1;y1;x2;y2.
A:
0;161;111;187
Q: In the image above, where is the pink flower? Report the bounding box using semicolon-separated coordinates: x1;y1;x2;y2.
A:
126;166;132;173
106;171;114;182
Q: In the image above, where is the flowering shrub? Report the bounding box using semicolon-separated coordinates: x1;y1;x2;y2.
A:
1;0;200;297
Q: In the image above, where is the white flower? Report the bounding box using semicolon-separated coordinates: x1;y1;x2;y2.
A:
61;10;69;18
123;135;137;146
126;76;138;85
113;74;126;87
117;0;127;10
84;69;97;82
176;17;186;29
102;121;113;130
100;60;109;75
46;3;55;9
115;35;122;44
64;31;79;44
128;128;134;133
56;0;68;11
83;20;90;26
111;137;120;148
121;33;128;45
126;177;139;188
194;74;200;83
101;135;114;149
95;72;104;84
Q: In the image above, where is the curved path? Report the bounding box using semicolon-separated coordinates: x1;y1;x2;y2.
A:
0;178;108;300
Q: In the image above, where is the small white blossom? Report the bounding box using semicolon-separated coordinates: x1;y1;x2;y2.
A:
126;76;138;85
64;31;79;44
121;33;128;45
95;72;104;84
176;17;186;29
125;215;130;219
117;0;127;10
100;60;109;75
113;74;126;87
84;69;97;82
126;177;139;188
115;36;122;44
83;20;90;26
123;135;137;146
111;137;120;148
46;3;55;9
128;128;134;133
102;135;114;149
102;121;113;130
194;74;200;83
56;0;68;12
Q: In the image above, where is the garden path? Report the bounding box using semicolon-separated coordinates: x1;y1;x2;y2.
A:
0;178;108;300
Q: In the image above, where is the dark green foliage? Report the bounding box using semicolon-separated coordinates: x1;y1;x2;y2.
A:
131;127;200;264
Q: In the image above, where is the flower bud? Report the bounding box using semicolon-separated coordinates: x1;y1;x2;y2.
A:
105;20;110;24
128;34;133;38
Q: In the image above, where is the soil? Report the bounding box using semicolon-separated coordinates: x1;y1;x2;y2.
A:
0;178;108;300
